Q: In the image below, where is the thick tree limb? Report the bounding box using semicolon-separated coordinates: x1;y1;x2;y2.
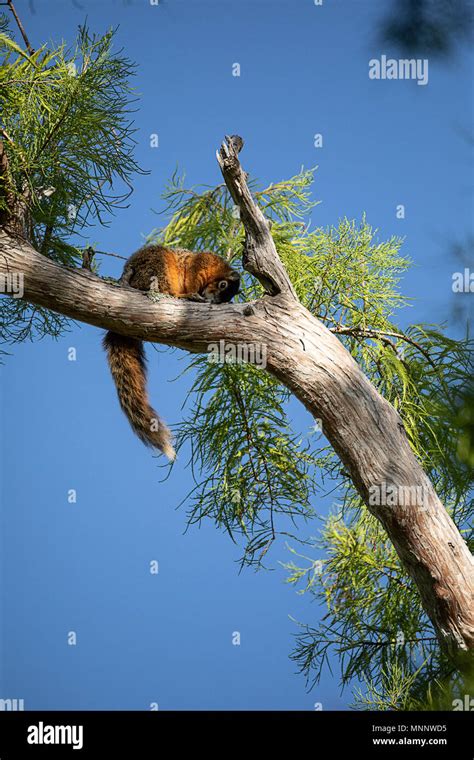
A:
0;136;473;669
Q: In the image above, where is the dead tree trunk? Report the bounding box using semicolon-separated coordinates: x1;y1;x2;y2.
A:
0;136;472;668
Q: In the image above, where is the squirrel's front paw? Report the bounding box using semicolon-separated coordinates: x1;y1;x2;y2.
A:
186;292;206;302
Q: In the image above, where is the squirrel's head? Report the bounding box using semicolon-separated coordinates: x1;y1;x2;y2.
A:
201;270;240;304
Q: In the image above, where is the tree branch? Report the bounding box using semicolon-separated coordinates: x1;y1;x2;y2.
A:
5;0;34;56
330;324;436;368
216;134;296;298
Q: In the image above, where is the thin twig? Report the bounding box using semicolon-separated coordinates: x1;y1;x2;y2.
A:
6;0;34;55
0;128;14;144
330;325;436;368
94;249;127;261
231;382;277;544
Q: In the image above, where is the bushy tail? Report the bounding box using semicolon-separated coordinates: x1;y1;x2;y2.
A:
103;332;176;461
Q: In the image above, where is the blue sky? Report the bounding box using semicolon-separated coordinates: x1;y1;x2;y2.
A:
1;0;472;710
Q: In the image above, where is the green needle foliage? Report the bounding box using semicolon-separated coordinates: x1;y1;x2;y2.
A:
284;491;474;710
1;19;471;709
174;357;327;567
0;21;143;343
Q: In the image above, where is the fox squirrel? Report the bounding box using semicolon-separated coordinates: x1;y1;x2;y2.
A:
103;245;240;460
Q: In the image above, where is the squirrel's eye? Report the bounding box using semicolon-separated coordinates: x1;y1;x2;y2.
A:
218;280;228;290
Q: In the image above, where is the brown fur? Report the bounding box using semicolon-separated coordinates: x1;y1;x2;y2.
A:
103;245;240;460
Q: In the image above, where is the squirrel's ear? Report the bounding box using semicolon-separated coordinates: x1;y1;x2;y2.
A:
228;270;240;282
